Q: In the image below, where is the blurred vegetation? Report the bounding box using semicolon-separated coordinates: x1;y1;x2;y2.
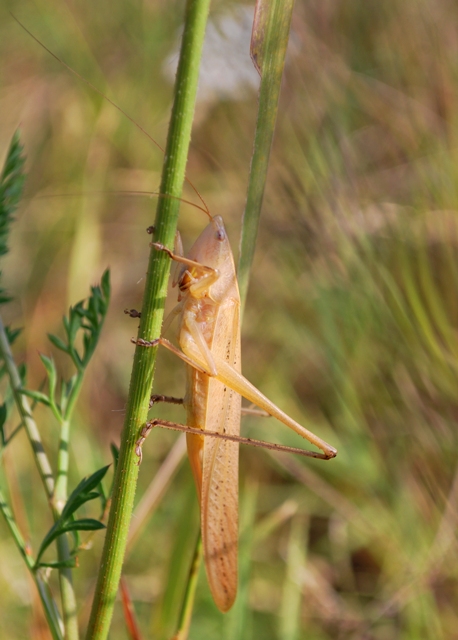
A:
1;0;458;638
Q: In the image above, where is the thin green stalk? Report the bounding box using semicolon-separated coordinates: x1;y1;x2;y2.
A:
55;418;71;507
0;485;64;640
0;316;55;500
173;533;203;640
53;373;90;640
56;533;79;640
85;1;211;638
55;370;85;507
0;316;79;639
0;484;36;572
238;0;295;314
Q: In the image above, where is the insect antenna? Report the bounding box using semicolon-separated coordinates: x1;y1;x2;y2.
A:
31;189;211;217
12;14;213;223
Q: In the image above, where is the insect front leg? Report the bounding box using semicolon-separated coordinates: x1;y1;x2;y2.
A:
151;242;220;296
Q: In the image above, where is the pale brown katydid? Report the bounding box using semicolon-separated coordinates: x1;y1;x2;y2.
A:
133;211;337;612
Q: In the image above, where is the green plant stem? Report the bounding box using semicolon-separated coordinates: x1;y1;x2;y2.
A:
55;371;84;506
0;316;55;499
56;533;79;640
173;533;203;640
0;484;64;640
0;315;80;638
53;375;87;640
237;0;295;314
85;1;211;638
55;418;71;507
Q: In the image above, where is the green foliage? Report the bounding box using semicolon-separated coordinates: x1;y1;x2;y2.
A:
20;269;110;420
36;465;109;567
49;268;111;370
0;131;112;639
0;131;25;303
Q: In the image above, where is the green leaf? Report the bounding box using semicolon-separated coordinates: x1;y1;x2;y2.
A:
0;131;26;302
66;305;83;346
74;464;110;497
36;558;78;570
5;326;21;344
61;492;101;521
0;403;7;446
36;518;105;564
110;443;119;468
0;403;6;429
101;269;111;302
17;363;27;386
60;375;77;413
61;465;110;522
96;481;107;515
49;271;111;379
19;389;51;407
107;444;119;500
48;333;68;353
39;354;57;404
63;518;106;533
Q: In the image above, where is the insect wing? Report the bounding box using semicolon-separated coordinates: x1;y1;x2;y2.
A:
200;296;241;612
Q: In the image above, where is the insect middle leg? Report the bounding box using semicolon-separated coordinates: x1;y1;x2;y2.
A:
149;394;184;408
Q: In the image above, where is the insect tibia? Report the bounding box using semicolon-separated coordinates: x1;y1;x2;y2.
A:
151;242;216;276
139;418;335;460
124;308;141;318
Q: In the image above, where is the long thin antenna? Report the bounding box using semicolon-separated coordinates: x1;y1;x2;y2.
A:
12;14;212;220
32;190;211;216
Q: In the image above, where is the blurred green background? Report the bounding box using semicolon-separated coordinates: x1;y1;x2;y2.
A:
1;0;458;638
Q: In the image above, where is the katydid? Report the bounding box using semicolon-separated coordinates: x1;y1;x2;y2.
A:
134;213;337;612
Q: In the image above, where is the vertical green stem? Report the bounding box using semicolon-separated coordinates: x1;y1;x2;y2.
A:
54;375;85;640
237;0;295;314
56;534;79;640
0;316;55;500
174;533;203;640
55;418;71;507
55;372;85;505
85;1;211;638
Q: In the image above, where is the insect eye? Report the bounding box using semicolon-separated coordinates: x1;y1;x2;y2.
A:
216;230;225;241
